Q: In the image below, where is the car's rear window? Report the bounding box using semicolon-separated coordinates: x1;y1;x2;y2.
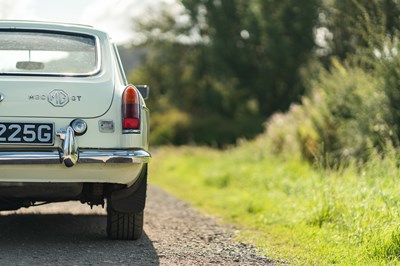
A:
0;31;99;76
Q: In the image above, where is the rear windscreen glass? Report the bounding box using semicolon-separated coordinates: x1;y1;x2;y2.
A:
0;31;99;76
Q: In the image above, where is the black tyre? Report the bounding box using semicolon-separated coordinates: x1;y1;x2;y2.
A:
106;204;144;240
107;165;147;240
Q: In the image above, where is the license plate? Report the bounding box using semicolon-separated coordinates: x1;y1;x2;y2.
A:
0;122;54;145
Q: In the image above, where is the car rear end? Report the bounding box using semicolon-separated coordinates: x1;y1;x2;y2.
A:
0;21;150;240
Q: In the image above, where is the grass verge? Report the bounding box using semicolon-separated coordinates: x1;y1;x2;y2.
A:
149;144;400;265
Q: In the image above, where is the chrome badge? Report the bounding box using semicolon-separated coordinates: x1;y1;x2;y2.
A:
0;93;4;102
48;89;69;107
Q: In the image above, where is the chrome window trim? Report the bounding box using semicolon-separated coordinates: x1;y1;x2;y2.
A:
112;43;128;85
0;29;102;77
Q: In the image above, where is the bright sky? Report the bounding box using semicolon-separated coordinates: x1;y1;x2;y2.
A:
0;0;176;44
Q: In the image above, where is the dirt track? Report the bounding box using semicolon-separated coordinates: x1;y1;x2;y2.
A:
0;186;273;265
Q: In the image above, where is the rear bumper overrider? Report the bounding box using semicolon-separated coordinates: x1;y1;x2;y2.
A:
0;126;151;167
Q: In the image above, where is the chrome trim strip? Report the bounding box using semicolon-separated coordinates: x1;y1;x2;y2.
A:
0;149;151;165
122;129;141;134
79;149;151;164
0;150;61;164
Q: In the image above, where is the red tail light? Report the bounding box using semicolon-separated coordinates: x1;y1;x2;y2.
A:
122;86;140;131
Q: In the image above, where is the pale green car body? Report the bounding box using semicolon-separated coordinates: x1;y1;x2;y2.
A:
0;21;150;233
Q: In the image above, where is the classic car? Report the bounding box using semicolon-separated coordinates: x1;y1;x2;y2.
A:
0;21;151;240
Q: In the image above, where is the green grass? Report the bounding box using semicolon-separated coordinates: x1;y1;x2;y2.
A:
149;144;400;265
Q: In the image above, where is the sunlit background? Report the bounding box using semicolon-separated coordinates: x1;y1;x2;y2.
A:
0;0;178;44
3;1;400;264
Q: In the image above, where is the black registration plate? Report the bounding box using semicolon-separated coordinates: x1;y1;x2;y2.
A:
0;122;54;145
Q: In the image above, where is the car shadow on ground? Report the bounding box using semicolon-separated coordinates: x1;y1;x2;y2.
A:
0;214;159;265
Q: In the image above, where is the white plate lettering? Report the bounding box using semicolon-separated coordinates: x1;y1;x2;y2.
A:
0;123;54;145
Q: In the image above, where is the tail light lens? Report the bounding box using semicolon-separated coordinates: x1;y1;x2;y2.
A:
122;85;140;132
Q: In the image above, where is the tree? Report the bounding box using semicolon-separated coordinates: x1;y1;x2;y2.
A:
130;0;319;145
321;0;400;61
182;0;319;116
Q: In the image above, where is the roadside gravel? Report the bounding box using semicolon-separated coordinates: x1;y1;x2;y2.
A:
146;186;273;265
0;185;274;265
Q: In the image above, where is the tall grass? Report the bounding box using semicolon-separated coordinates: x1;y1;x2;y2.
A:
260;59;394;167
150;144;400;265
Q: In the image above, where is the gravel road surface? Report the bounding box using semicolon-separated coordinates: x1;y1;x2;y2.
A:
0;185;273;265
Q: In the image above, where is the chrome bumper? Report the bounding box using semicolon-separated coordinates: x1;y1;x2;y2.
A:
0;126;151;167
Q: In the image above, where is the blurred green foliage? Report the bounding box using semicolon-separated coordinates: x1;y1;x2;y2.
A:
320;0;400;62
260;0;400;165
129;0;318;146
129;0;400;165
261;61;392;166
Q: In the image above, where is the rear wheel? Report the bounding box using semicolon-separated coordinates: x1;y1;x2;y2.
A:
106;165;147;240
106;204;144;240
